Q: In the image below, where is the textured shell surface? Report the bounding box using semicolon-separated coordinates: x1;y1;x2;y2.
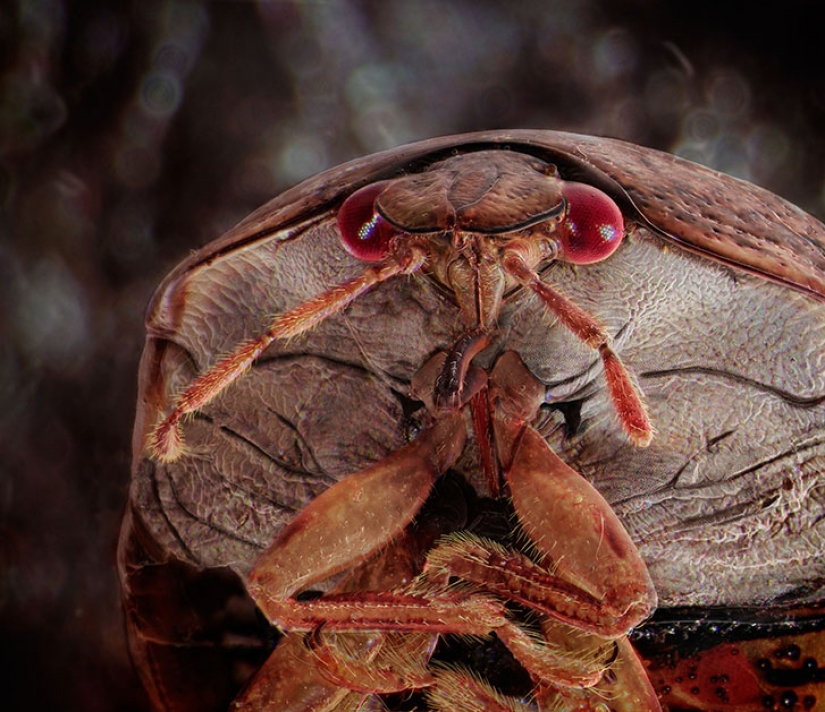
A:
129;130;825;610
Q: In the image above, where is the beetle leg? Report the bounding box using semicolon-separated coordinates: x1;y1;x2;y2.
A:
240;522;444;707
306;628;437;693
250;584;509;637
535;636;662;711
502;245;652;446
151;248;427;461
426;666;536;712
501;422;657;636
493;614;615;688
232;633;360;710
425;537;619;685
470;384;500;497
422;485;659;706
238;614;434;707
594;636;663;711
247;411;464;603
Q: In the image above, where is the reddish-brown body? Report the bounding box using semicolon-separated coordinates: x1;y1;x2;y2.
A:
120;131;825;711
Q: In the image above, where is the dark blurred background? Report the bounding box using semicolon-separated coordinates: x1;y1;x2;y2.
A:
2;1;824;710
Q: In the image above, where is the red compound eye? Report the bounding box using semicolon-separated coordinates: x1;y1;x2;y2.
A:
337;182;398;262
557;182;624;265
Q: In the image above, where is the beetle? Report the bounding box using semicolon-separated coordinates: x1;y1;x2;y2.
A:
119;130;825;711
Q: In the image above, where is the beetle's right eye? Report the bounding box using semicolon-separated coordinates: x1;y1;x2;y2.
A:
337;182;398;262
557;182;624;265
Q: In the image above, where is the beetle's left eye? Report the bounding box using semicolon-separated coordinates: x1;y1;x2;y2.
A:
557;182;624;265
337;182;398;262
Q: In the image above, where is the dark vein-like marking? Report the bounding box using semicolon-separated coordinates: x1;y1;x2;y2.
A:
642;366;825;408
162;461;268;549
149;459;204;561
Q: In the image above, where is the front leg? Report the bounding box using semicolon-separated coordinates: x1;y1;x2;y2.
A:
489;350;657;636
504;424;657;636
240;411;467;707
503;244;652;446
247;412;465;604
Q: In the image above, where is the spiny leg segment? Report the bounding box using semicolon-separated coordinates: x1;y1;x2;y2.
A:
502;243;652;446
151;250;427;461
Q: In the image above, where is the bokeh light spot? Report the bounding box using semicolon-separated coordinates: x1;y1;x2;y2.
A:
685;109;721;144
140;71;182;117
13;257;92;377
707;69;750;118
593;28;638;81
277;135;329;184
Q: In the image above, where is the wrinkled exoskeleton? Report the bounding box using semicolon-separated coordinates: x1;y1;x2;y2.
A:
120;131;825;711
